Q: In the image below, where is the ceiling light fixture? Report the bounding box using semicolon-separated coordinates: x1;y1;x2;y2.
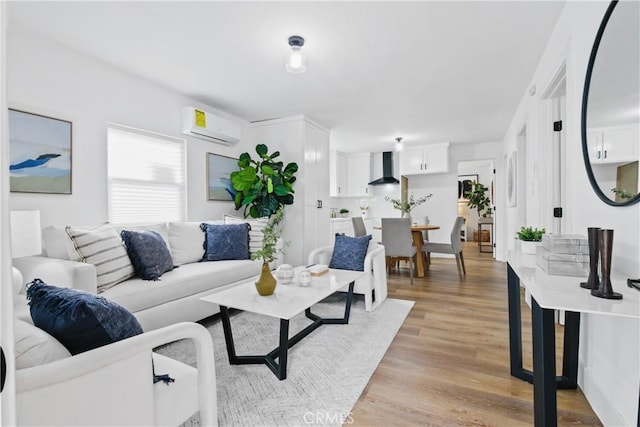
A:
285;35;306;74
395;137;403;151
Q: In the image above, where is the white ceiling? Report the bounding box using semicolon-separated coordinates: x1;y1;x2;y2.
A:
7;1;565;153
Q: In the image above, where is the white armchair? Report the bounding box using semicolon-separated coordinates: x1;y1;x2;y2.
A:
15;322;217;427
308;244;387;312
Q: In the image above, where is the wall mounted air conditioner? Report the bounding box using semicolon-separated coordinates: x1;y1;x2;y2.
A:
181;107;241;145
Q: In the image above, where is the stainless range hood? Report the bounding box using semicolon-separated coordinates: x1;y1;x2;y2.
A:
368;151;399;185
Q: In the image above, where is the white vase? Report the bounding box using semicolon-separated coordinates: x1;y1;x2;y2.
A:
520;240;540;255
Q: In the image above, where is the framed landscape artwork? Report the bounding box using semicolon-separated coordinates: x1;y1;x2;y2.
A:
207;153;239;201
458;174;478;200
9;109;72;194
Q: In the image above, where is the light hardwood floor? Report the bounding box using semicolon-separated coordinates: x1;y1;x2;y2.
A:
350;242;602;426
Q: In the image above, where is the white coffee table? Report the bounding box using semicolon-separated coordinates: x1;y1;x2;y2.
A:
201;268;366;380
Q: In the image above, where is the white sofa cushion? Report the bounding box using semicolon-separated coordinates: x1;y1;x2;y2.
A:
66;224;135;292
102;259;261;313
223;214;268;257
14;319;71;369
168;221;222;265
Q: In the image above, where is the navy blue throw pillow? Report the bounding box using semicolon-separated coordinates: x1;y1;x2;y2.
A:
26;279;143;355
200;223;250;261
121;230;174;281
329;234;372;271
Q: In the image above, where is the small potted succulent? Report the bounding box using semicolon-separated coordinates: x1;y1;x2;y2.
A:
516;226;546;254
339;208;349;218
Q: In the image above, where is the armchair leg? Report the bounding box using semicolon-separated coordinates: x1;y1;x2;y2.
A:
410;257;414;285
459;251;466;275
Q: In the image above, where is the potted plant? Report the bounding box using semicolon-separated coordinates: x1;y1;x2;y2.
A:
339;208;349;218
230;144;298;219
385;193;433;218
465;181;492;220
230;144;298;295
516;226;546;254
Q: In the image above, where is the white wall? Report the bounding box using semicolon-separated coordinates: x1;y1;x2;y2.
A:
7;27;254;227
503;2;640;424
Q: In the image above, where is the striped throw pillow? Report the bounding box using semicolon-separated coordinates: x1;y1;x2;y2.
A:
66;224;135;292
223;214;268;257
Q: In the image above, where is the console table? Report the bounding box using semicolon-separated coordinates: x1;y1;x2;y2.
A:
506;250;640;427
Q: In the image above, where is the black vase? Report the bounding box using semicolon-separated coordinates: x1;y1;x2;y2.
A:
592;229;622;300
580;227;600;290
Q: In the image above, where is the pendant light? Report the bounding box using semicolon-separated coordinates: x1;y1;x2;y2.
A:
395;137;403;151
285;35;307;73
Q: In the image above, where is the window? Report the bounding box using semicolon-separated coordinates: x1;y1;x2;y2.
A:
107;125;186;224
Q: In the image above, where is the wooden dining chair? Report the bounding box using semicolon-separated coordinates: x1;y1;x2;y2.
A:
422;216;466;279
351;216;367;237
381;218;417;285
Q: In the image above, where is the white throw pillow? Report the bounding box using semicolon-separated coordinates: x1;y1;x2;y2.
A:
66;224;135;292
14;319;71;369
168;221;221;265
223;214;269;257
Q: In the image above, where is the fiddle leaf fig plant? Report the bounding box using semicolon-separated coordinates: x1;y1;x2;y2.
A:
230;144;298;218
464;181;492;218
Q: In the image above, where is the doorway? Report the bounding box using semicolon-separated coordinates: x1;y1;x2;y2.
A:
458;159;496;258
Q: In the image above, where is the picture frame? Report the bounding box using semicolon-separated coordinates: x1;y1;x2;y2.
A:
458;174;478;200
9;109;72;194
207;153;239;201
507;151;517;207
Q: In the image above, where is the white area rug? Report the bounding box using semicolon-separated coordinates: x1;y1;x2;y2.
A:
157;295;414;427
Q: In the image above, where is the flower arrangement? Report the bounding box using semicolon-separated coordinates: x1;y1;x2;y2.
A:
385;193;433;217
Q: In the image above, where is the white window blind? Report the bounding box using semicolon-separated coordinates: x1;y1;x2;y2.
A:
107;125;186;224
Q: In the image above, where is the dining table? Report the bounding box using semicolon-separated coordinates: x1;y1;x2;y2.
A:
374;224;440;277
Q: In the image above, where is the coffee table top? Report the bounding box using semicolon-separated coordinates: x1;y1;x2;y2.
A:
200;268;366;320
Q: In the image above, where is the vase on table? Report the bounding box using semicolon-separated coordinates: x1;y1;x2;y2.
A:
592;229;622;300
255;262;277;296
580;227;600;290
401;211;411;219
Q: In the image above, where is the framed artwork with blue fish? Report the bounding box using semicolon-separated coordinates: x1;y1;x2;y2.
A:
9;109;72;194
207;153;238;201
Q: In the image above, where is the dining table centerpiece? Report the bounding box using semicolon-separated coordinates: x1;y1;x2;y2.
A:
385;193;433;218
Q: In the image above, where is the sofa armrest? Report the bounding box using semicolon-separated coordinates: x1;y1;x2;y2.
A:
16;322;216;426
13;256;98;294
307;245;334;266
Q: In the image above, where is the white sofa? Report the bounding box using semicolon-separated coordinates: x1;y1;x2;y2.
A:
13;219;279;331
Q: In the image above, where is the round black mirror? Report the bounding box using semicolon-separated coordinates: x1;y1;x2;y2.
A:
581;0;640;206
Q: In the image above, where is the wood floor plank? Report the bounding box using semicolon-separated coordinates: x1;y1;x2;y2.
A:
350;242;602;426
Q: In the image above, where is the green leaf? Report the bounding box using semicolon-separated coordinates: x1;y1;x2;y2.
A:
281;194;294;205
274;185;289;196
271;151;280;159
284;162;298;174
256;144;268;158
261;165;275;175
238;153;251;168
267;177;273;193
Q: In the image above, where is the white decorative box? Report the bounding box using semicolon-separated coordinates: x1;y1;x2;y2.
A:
536;246;589;277
541;234;588;255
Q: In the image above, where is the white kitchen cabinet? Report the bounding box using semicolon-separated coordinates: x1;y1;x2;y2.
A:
330;151;371;197
330;151;348;197
587;126;638;164
399;142;450;175
346;153;371;197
